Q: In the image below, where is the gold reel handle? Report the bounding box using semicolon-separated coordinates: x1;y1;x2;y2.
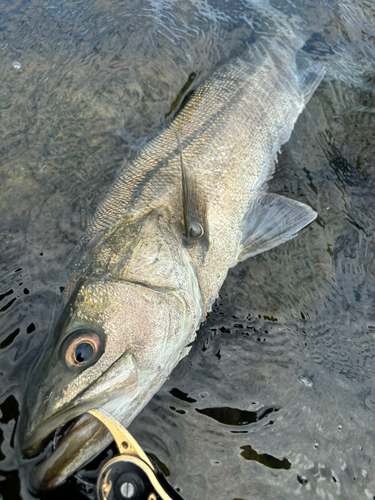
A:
88;409;156;472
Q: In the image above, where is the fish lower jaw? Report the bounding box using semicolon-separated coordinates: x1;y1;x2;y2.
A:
29;393;141;492
22;405;90;458
25;371;172;490
21;386;135;458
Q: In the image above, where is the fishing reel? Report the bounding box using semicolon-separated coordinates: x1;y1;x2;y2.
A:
89;410;186;500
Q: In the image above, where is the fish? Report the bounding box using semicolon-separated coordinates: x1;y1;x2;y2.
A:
19;35;325;491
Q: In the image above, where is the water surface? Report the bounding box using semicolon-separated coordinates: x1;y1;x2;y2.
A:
1;0;375;499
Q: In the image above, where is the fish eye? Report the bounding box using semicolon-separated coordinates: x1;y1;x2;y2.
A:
75;342;93;363
63;330;102;368
189;221;204;239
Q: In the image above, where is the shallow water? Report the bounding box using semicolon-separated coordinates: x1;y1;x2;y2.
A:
1;0;375;499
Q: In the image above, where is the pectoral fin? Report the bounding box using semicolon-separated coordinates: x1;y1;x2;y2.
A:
237;193;317;262
173;126;206;241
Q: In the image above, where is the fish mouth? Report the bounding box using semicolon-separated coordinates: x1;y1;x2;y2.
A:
21;396;109;458
22;370;167;492
30;412;110;492
23;389;132;492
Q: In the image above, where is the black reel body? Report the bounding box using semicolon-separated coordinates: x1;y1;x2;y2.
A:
97;455;185;500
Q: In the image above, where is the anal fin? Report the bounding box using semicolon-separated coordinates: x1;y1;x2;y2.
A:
237;193;317;262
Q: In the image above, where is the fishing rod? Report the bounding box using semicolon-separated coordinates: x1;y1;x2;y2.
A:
88;410;186;500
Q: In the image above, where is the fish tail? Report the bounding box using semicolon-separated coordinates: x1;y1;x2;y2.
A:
300;62;326;104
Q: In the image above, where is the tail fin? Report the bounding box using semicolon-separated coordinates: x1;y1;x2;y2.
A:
300;62;326;104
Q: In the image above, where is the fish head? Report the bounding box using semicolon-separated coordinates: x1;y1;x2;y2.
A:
20;213;203;484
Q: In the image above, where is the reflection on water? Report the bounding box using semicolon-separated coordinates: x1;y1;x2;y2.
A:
1;0;375;499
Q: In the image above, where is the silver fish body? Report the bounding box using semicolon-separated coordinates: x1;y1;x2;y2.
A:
20;37;324;490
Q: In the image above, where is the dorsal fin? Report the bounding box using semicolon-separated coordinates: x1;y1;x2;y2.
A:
173;127;205;241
